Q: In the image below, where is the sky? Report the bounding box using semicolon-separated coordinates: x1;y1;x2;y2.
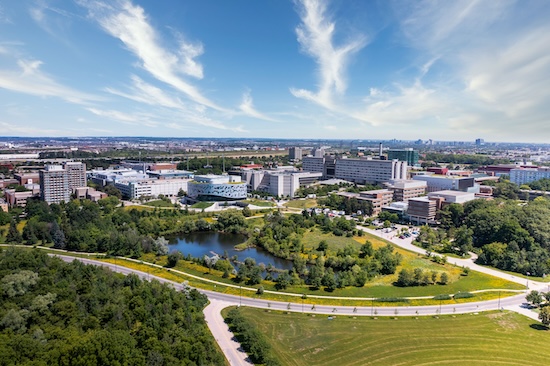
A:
0;0;549;142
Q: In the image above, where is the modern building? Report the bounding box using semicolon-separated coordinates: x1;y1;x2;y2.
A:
289;147;303;161
427;190;476;205
412;174;476;193
14;173;40;185
88;168;148;187
384;179;427;201
39;165;71;204
115;178;192;200
241;170;322;198
187;175;247;201
335;158;407;184
147;169;194;180
73;187;108;202
302;156;326;174
387;148;419;166
510;167;550;186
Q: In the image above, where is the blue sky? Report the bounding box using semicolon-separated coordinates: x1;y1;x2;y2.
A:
0;0;549;142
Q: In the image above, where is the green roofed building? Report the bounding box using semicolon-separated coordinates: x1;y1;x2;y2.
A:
387;148;419;166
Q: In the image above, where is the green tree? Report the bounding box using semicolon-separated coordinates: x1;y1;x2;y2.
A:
526;290;543;307
539;306;550;326
167;252;181;267
6;220;22;243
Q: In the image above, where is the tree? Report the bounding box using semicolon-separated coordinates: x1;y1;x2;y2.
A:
317;240;328;253
440;272;449;284
154;236;169;256
50;221;66;249
104;184;122;199
526;290;543;307
396;268;413;287
6;220;22;244
539;306;550;326
242;206;252;217
167;252;181;267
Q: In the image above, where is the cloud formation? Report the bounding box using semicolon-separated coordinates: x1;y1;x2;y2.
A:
291;0;367;109
80;0;223;111
239;90;276;122
0;58;101;104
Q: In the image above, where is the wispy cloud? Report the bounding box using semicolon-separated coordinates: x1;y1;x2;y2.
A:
239;90;277;122
80;0;224;111
0;121;64;136
86;107;159;127
0;59;101;104
290;0;367;109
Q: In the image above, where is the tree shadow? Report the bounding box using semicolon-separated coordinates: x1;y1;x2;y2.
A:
529;324;548;331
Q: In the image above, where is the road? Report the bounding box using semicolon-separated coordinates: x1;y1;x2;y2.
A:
52;252;541;366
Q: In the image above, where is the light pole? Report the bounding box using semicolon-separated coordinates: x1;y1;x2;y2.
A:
498;291;501;310
239;285;242;307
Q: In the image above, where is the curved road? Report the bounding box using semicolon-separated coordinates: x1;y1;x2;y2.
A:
53;251;541;366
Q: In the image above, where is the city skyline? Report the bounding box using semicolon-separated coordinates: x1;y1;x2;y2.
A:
0;0;549;142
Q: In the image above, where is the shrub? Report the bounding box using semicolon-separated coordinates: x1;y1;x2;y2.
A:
376;297;409;303
454;292;474;299
433;294;452;300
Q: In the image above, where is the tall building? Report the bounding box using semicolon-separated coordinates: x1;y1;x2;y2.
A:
289;147;302;161
387;148;419;166
40;165;70;204
64;162;86;188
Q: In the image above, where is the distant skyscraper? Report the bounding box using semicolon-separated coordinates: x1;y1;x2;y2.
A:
475;138;485;146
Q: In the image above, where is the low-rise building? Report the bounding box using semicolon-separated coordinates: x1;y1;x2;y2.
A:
412;174;476;193
4;189;37;208
187;175;247;201
510;167;550;186
338;189;394;215
384;179;427;201
115;178;192;200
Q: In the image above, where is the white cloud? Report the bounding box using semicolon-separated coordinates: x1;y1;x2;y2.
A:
291;0;367;109
0;59;101;104
80;0;224;111
239;90;277;122
0;121;64;136
86;107;159;127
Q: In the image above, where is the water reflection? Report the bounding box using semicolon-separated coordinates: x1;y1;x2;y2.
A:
168;231;293;270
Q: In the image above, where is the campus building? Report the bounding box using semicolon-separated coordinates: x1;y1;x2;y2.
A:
289;147;302;161
334;158;407;184
387;148;419;166
187;175;247;201
384;179;427;201
39;165;71;204
510;167;550;186
412;174;476;193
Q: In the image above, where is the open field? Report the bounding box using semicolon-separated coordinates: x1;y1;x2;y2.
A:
191;202;214;209
284;199;318;209
143;199;175;208
244;199;276;207
235;307;550;366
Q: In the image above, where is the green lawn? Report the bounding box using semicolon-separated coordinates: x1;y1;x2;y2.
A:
244;199;275;207
284;199;318;209
143;199;174;207
235;307;550;366
191;202;214;209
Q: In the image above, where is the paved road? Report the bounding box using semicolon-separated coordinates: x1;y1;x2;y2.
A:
52;246;541;365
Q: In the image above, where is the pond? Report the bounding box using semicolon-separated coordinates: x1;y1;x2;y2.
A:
168;231;293;270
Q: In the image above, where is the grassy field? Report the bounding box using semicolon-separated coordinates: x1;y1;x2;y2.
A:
284;199;318;209
235;307;550;366
143;199;175;208
191;202;214;209
244;199;276;207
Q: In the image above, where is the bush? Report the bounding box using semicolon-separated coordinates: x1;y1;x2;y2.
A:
433;294;452;300
376;297;409;303
256;286;264;295
167;252;181;268
454;292;474;299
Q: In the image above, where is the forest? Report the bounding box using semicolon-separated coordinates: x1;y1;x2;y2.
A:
0;247;225;365
415;197;550;276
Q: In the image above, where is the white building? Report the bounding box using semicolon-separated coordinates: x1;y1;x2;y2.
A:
187;175;247;201
412;174;476;193
115;178;192;200
510;167;550;186
384;179;427;201
335;158;407;184
427;190;476;204
40;165;70;204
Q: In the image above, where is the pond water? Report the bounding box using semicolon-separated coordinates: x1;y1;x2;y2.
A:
168;231;293;270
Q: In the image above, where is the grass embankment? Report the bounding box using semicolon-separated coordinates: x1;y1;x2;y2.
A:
143;199;175;208
191;202;214;209
244;199;276;207
98;253;520;307
284;199;318;209
235;307;550;366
